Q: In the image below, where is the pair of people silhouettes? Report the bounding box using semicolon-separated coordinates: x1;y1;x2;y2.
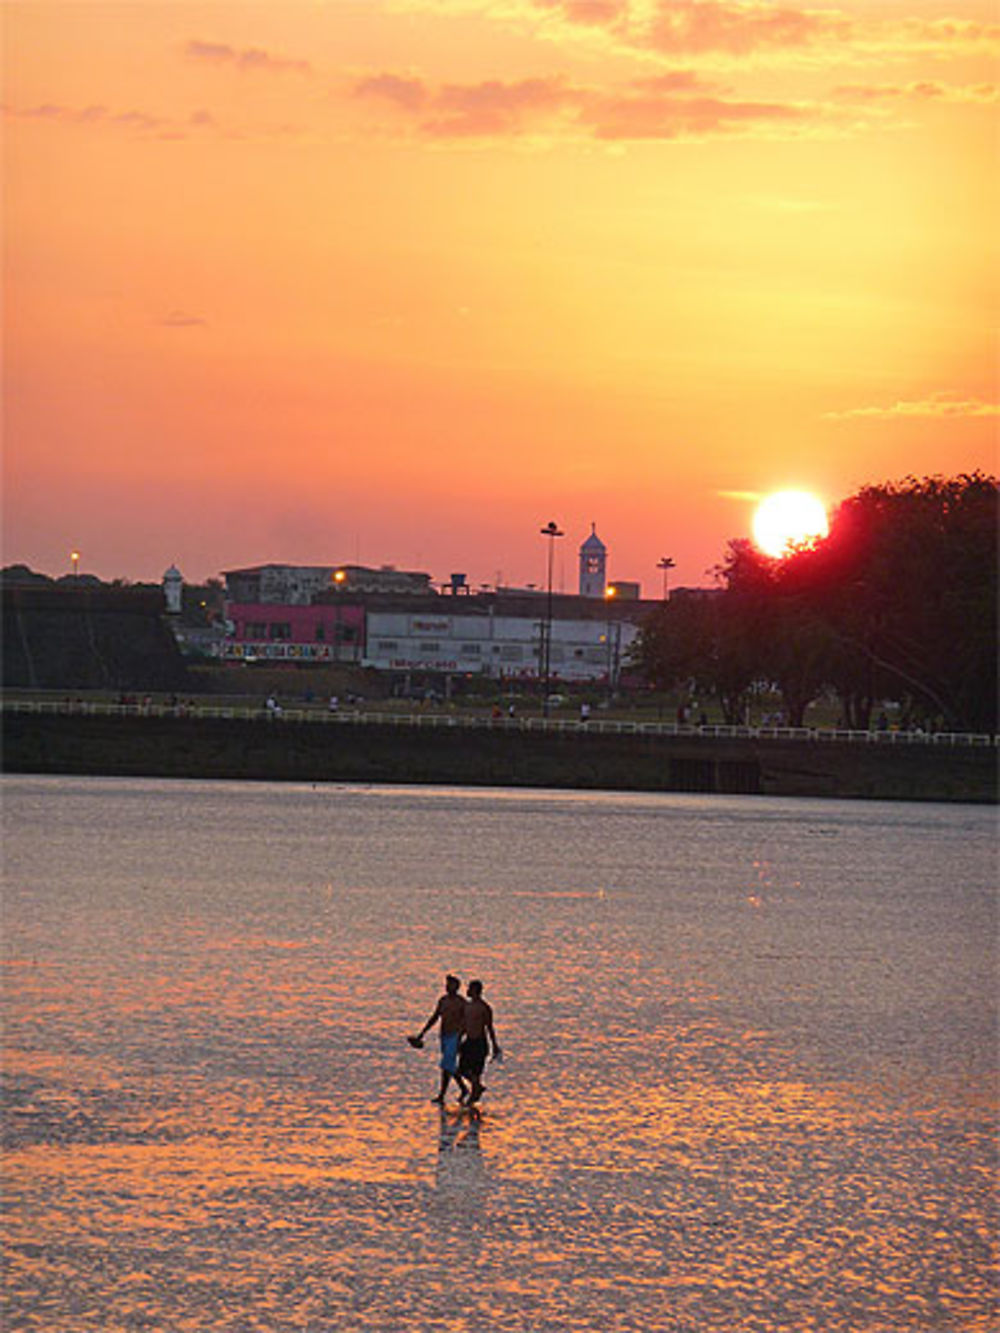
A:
410;975;501;1105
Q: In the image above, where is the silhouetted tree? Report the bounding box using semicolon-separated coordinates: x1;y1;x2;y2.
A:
715;540;832;727
633;589;759;724
782;473;997;732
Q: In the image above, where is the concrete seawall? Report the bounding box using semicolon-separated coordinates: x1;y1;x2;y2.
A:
3;713;996;803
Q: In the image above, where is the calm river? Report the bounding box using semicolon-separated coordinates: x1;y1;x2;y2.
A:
2;776;996;1331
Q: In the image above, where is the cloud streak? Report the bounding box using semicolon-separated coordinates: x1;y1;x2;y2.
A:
184;39;312;74
826;395;1000;420
3;99;307;143
834;80;998;105
159;311;208;328
642;1;850;56
11;102;164;131
447;0;1000;64
355;69;817;140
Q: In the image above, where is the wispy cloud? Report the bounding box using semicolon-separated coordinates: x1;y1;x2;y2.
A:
641;1;850;57
355;69;819;141
834;81;998;105
159;311;208;328
583;90;806;138
4;100;305;143
12;103;163;131
415;0;999;65
356;73;570;136
354;73;429;111
826;395;1000;420
184;39;312;75
485;0;850;55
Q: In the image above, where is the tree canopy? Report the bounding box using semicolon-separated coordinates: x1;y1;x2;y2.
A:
633;473;998;733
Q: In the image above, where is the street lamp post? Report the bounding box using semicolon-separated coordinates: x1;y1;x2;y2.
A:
540;520;564;715
657;556;675;600
70;550;80;580
604;584;618;702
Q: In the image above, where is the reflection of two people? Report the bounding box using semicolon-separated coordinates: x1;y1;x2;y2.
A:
436;1104;487;1192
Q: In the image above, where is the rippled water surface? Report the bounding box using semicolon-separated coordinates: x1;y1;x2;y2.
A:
2;776;997;1331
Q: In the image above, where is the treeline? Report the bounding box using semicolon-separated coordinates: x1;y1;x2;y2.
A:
1;565;224;627
634;473;998;734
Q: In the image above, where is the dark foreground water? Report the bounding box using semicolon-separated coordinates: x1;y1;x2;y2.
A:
2;776;997;1332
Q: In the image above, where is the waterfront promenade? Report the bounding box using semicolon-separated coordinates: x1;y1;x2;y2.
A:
3;696;996;748
4;699;995;802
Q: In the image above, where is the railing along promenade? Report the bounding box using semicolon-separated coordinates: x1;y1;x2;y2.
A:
3;698;996;748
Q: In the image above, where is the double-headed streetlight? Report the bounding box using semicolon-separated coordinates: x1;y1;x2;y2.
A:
657;556;675;600
540;520;564;713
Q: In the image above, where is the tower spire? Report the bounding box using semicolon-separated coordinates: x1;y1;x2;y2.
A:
578;524;607;598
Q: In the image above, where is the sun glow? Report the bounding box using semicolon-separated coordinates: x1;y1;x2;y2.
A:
752;490;829;558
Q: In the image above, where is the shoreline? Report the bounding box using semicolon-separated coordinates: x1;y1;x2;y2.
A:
3;711;996;803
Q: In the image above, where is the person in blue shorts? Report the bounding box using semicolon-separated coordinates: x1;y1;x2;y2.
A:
410;974;468;1104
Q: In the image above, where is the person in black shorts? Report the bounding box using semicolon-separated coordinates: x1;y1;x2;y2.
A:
458;979;501;1104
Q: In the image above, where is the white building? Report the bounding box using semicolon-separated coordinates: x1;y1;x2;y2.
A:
222;563;431;606
162;564;183;615
364;606;638;683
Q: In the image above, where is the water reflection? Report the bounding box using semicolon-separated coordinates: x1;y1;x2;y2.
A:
435;1106;487;1194
2;778;996;1331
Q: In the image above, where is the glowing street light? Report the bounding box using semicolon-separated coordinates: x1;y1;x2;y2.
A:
539;520;564;714
70;550;80;579
604;584;619;699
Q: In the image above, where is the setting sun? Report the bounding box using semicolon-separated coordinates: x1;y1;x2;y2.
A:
752;490;829;559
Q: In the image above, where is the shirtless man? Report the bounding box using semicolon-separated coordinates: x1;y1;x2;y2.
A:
458;979;501;1105
412;974;468;1104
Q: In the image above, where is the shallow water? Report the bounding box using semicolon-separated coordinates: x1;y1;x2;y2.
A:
2;776;997;1331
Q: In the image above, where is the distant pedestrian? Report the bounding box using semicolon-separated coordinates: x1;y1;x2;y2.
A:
409;975;468;1104
458;980;501;1105
579;702;591;724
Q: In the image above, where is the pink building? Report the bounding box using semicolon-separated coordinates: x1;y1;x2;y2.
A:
220;602;365;662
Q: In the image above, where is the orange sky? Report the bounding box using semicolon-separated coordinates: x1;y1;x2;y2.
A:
3;0;997;591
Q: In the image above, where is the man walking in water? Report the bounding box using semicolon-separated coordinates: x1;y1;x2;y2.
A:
410;974;468;1104
459;979;501;1105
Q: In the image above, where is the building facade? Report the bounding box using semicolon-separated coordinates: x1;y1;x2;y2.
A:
216;554;646;680
219;601;365;662
363;605;638;683
222;563;431;605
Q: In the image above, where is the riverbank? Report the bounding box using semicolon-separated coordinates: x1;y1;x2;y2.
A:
3;711;995;802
